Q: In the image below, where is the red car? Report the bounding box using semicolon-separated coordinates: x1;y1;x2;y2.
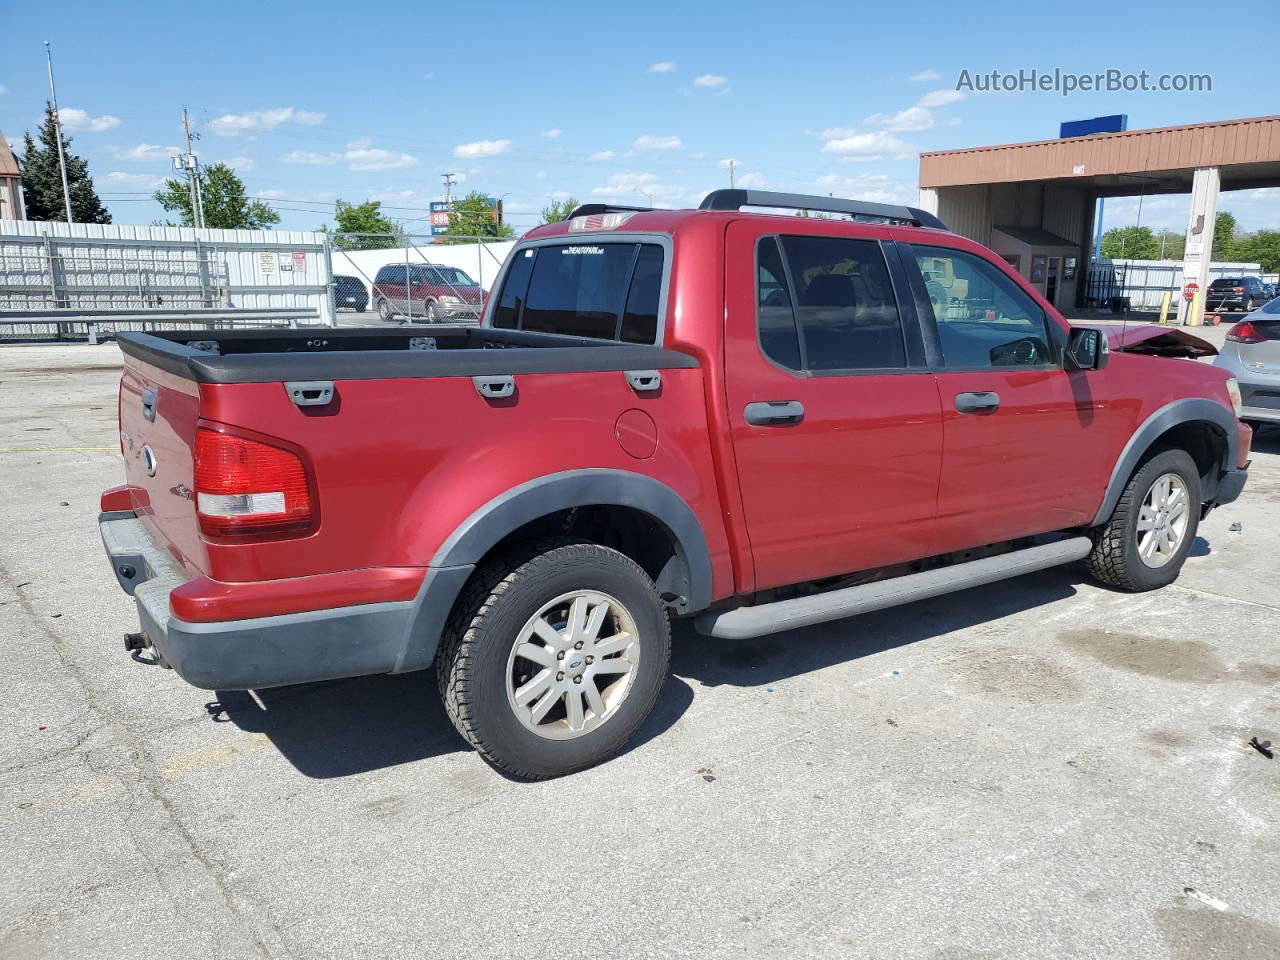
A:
371;262;484;323
101;189;1250;778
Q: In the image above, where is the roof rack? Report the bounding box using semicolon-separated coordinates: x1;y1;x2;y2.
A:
564;203;653;219
698;189;946;230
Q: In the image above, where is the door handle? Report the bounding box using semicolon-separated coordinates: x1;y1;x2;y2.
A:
744;400;805;426
954;391;1000;414
141;387;157;422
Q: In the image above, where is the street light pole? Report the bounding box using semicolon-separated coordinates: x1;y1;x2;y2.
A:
43;41;74;224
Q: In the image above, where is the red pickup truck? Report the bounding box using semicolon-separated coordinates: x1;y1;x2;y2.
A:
100;189;1250;779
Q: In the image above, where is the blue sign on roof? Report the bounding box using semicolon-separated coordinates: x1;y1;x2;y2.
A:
1059;115;1128;139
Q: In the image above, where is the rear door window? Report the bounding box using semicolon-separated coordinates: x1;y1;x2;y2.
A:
491;241;665;342
753;234;908;372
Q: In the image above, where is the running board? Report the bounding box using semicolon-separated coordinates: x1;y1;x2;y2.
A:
695;536;1093;640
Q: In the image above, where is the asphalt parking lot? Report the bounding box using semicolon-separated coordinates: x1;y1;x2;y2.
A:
2;340;1278;960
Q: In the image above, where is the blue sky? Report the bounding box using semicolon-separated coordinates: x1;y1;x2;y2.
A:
2;0;1278;235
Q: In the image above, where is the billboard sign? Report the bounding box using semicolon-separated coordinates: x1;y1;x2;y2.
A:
429;197;502;236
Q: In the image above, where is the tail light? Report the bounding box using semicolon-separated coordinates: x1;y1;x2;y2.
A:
194;427;313;536
1226;321;1266;344
1234;286;1245;292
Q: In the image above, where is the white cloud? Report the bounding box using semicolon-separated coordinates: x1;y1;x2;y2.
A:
227;156;255;172
0;85;8;95
281;150;342;166
633;134;682;151
282;140;416;172
909;69;941;83
737;171;765;189
208;107;325;136
648;61;677;73
693;74;728;88
820;130;913;159
104;171;165;189
57;108;120;133
111;143;180;161
345;139;417;171
718;157;738;169
591;172;685;205
917;89;965;108
815;173;916;204
453;138;511;158
863;106;934;132
540;128;561;139
535;170;546;179
588;150;615;162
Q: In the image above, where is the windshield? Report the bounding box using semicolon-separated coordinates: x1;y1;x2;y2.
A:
419;266;476;287
1261;298;1280;315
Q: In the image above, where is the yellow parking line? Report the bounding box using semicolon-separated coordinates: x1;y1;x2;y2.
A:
0;446;117;452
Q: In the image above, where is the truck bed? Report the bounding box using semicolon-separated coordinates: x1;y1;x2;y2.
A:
115;326;697;383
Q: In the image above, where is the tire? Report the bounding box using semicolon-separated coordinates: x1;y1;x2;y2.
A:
1085;448;1201;592
425;300;439;323
376;298;396;323
437;540;671;779
356;304;367;313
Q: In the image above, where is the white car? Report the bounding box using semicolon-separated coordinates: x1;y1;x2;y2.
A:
1215;297;1280;430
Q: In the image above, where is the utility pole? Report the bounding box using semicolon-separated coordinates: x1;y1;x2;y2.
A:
441;172;458;204
43;41;74;224
728;159;735;189
179;109;205;229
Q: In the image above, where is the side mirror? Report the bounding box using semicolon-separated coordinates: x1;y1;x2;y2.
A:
1064;326;1109;371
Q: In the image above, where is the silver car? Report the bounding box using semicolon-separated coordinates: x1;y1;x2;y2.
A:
1215;297;1280;430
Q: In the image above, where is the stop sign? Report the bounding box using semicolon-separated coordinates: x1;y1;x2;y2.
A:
1183;281;1199;301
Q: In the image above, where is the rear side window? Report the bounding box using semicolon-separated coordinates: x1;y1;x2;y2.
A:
755;234;907;372
491;242;665;342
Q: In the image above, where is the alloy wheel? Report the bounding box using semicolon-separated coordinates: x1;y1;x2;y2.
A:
1136;472;1190;568
505;590;640;740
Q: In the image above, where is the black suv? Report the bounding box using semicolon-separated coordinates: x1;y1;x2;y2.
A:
334;274;369;312
1208;276;1268;312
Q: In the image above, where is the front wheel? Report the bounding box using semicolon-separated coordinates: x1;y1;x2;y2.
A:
437;541;670;779
425;300;439;323
1085;448;1201;592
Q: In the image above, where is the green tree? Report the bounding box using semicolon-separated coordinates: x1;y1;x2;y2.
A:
154;162;280;229
1100;225;1159;260
325;200;404;250
540;197;578;223
18;103;110;223
1212;211;1238;260
1235;230;1280;273
439;191;515;244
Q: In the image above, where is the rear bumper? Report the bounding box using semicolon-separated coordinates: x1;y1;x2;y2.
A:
100;514;472;690
1214;464;1249;506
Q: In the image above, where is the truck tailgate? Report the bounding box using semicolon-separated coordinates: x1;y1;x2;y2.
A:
118;355;206;577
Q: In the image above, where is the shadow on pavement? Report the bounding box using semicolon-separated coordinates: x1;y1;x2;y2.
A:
208;659;695;780
671;566;1084;689
208;671;460;778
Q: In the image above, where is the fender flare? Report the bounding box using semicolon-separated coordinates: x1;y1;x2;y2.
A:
394;470;714;674
1092;397;1238;525
432;468;713;612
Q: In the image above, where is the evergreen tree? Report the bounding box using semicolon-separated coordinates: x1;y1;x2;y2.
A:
19;103;111;223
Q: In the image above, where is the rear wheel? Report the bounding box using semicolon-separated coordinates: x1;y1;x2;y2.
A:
376;298;396;323
1086;448;1201;592
437;541;670;779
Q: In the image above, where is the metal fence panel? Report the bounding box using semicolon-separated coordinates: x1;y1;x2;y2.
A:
1098;257;1266;310
0;221;334;324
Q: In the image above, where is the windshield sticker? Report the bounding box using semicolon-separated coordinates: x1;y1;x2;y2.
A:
561;246;604;255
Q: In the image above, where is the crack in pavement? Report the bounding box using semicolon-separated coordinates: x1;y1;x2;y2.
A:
0;557;286;959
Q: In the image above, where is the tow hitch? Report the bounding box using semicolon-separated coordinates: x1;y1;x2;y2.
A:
124;631;167;667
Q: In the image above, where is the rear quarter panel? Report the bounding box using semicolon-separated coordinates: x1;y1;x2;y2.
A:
198;367;735;596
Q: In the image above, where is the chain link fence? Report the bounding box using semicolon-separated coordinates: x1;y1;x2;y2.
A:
329;233;516;325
